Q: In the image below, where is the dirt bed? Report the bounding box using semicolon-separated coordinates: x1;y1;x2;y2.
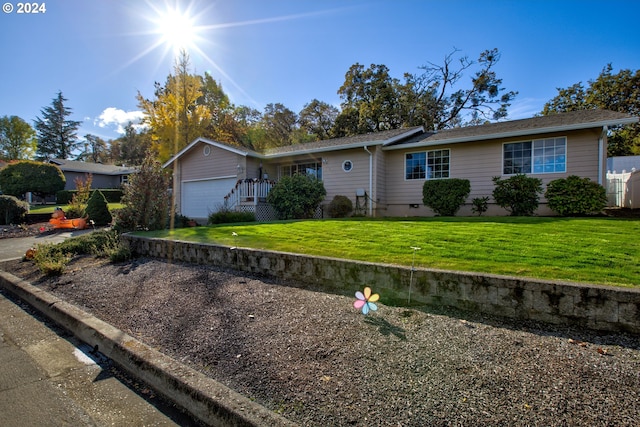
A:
2;255;640;426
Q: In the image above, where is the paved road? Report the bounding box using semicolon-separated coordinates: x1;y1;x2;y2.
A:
0;233;201;427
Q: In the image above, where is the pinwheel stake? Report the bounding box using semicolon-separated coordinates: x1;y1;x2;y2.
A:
409;246;421;304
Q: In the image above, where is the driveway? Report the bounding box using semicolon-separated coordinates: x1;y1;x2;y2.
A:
0;228;96;261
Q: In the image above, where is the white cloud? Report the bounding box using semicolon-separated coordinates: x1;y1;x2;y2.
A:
94;107;146;134
507;97;545;120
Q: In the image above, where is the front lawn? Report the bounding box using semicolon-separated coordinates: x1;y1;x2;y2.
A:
139;217;640;287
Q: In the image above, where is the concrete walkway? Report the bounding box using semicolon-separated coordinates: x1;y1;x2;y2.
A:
0;233;199;426
0;290;195;427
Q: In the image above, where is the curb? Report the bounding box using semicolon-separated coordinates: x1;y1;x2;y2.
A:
0;270;297;427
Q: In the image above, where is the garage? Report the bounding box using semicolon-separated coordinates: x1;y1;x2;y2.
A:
181;178;237;219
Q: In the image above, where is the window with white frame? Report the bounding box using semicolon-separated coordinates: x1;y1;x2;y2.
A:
503;137;566;175
280;161;322;180
405;149;450;180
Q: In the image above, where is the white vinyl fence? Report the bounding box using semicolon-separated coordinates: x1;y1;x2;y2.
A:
606;168;639;209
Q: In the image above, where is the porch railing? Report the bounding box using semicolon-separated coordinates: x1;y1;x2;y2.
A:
224;179;275;210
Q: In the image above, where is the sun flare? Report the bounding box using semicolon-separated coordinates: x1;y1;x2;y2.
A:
155;6;199;54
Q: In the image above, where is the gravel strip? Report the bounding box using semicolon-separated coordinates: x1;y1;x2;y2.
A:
3;256;640;426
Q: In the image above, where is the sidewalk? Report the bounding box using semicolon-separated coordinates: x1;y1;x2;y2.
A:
0;233;296;427
0;290;195;426
0;233;198;427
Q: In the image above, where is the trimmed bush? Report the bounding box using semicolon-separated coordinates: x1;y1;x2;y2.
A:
327;195;353;218
267;174;326;219
492;174;543;216
471;196;489;216
208;206;256;224
545;175;607;216
422;179;470;216
85;190;113;225
0;195;29;224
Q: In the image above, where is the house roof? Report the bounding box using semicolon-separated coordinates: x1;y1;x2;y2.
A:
384;109;639;150
49;159;138;175
261;126;424;158
162;110;638;165
163;137;258;168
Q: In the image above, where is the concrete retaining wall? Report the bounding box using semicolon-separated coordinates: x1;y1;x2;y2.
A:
122;235;640;334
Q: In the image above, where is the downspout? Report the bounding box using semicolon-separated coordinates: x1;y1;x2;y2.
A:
598;126;608;185
364;146;373;216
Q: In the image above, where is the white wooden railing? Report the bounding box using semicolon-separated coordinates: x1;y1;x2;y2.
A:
224;179;275;210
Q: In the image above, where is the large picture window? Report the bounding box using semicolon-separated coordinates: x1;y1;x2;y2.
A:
280;162;322;180
503;137;566;175
405;149;450;180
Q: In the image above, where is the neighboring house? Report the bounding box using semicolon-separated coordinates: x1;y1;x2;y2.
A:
49;159;138;190
163;110;638;220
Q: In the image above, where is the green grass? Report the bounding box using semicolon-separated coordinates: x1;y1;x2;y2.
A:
136;217;640;288
29;203;124;214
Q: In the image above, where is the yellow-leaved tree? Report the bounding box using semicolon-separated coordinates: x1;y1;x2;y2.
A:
136;51;211;163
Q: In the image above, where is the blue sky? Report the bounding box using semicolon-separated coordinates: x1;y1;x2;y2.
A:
1;0;638;142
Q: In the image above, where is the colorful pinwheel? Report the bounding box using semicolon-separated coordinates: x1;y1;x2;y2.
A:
353;287;379;315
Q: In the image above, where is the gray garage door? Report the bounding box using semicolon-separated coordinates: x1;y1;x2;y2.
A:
182;178;236;218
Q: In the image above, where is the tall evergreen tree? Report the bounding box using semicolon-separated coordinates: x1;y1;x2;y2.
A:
34;91;81;160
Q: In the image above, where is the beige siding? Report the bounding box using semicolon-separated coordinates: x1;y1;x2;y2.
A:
321;149;373;210
382;129;603;216
173;142;243;215
181;142;242;181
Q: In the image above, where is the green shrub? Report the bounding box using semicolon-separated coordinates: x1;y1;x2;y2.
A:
0;195;29;224
422;179;470;216
115;154;170;232
471;196;489;216
85;190;112;225
32;229;130;274
267;175;326;220
545;175;607;216
492;174;543;216
327;195;353;218
208;206;256;224
0;160;65;198
56;190;73;204
33;244;70;276
171;213;193;228
99;189;124;203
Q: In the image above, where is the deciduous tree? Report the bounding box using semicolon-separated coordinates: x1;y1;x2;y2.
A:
412;48;517;128
0;115;37;160
334;48;517;137
78;134;108;163
110;123;152;166
336;63;402;135
137;51;211;162
259;103;299;148
541;64;640;156
299;99;340;140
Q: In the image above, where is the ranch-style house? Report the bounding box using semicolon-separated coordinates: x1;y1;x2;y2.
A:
163;109;638;221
